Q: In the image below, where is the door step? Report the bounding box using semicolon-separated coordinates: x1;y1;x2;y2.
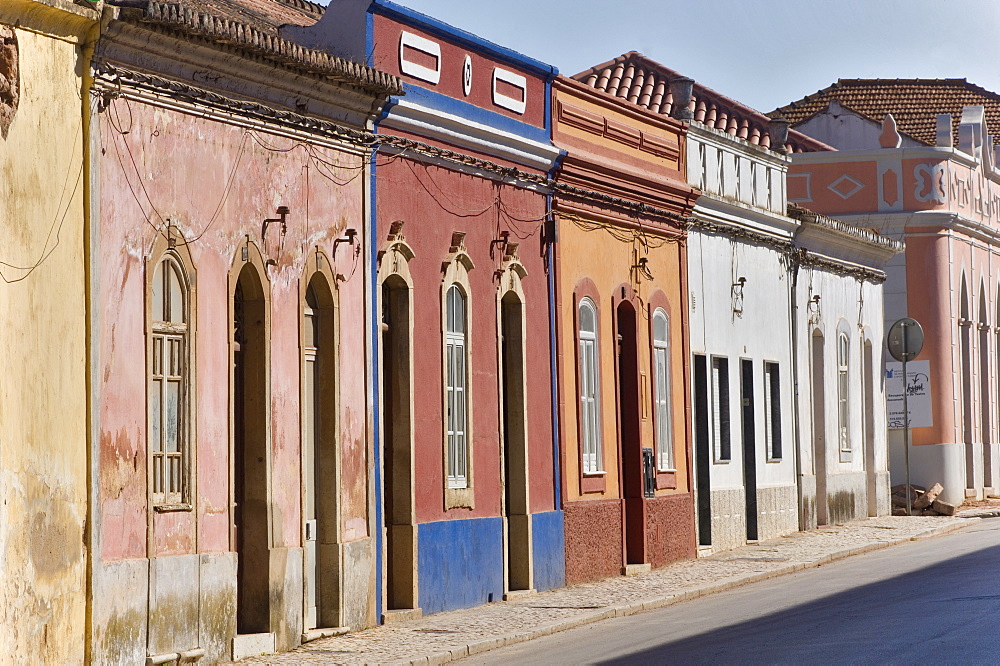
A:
503;589;537;601
302;627;349;643
381;608;422;624
697;545;715;558
621;563;651;576
231;633;275;661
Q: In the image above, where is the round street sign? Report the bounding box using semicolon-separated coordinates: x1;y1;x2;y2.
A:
887;317;924;362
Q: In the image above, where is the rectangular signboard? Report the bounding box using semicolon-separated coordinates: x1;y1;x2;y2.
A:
886;360;932;429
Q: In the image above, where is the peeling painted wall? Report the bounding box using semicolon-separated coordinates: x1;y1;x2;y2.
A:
0;0;97;662
93;83;373;658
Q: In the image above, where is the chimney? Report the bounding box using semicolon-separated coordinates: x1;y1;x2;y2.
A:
768;115;791;154
669;77;694;120
936;114;953;147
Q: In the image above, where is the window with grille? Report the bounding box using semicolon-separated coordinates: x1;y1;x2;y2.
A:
578;297;602;473
445;284;468;489
149;255;188;504
712;356;731;462
838;333;850;453
764;361;782;460
652;309;673;470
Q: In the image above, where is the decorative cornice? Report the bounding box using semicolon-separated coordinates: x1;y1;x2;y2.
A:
118;1;402;96
795;250;888;283
787;203;904;253
93;62;377;148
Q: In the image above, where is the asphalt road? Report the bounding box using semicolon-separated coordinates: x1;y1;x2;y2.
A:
463;518;1000;664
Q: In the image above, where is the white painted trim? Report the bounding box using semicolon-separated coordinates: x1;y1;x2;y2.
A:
382;99;560;170
492;67;527;114
790;146;979;168
462;55;473;97
398;31;441;85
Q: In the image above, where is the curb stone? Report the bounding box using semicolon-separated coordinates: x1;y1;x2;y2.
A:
401;518;979;666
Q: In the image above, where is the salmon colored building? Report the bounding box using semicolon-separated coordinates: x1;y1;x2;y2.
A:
551;73;699;582
90;1;399;661
777;79;1000;505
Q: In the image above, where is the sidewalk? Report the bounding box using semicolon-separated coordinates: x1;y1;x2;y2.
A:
236;514;979;665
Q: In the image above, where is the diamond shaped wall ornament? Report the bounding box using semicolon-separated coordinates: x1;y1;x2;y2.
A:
828;174;865;200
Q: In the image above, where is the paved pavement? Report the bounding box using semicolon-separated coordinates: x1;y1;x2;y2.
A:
235;514;978;665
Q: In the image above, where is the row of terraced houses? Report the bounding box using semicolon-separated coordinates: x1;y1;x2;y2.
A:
6;0;1000;662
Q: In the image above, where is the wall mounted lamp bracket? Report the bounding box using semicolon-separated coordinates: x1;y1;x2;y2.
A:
262;205;290;239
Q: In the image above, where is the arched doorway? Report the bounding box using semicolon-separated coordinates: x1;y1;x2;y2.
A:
233;261;269;635
381;273;418;613
863;339;877;517
500;289;530;593
978;285;992;490
960;275;974;491
303;272;342;630
811;330;828;526
616;299;644;565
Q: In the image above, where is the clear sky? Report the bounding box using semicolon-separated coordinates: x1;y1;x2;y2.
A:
357;0;1000;113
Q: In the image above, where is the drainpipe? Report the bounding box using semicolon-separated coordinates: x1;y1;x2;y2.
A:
548;151;567;511
788;244;805;531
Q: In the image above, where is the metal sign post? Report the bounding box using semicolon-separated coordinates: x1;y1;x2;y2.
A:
887;318;925;515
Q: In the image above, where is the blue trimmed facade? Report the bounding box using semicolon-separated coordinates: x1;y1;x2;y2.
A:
292;0;565;620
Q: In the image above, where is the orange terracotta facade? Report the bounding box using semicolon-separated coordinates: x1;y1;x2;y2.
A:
551;76;699;582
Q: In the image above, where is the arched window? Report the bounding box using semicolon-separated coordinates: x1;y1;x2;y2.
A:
578;297;602;473
149;254;190;505
837;331;850;454
445;284;468;489
652;309;673;470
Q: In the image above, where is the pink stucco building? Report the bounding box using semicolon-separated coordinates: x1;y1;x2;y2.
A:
90;1;399;661
778;79;1000;505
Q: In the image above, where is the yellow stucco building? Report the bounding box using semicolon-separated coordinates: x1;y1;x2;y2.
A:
0;0;97;661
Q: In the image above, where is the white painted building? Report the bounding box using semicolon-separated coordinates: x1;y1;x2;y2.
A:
789;207;903;525
677;74;903;548
686;118;802;551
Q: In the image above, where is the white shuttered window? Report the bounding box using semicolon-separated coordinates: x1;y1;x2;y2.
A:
446;285;468;488
652;309;673;470
149;256;188;504
838;333;850;453
578;298;602;473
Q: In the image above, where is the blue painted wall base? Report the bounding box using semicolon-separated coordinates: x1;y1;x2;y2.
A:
418;517;504;615
531;510;566;592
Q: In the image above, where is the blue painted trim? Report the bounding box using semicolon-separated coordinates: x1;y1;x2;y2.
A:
531;510;566;591
372;0;558;79
543;79;552;134
364;8;375;68
370;143;384;622
417;516;504;615
388;85;551;143
545;193;561;509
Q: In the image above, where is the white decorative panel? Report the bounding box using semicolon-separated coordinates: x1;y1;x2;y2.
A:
492;67;527;114
828;174;865;200
877;158;903;212
399;31;441;84
462;55;473;96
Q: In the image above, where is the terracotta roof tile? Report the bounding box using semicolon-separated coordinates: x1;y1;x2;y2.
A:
774;78;1000;147
111;0;323;34
574;52;831;153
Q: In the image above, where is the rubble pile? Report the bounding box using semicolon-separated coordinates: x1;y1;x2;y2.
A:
890;483;957;516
